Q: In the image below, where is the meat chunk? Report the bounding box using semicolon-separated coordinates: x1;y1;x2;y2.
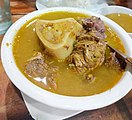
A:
25;53;48;78
105;52;122;70
68;39;106;74
81;16;105;32
78;16;106;40
76;30;97;42
67;16;107;78
25;52;58;90
68;51;87;74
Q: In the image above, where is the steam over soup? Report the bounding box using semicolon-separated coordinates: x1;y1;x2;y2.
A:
13;12;125;96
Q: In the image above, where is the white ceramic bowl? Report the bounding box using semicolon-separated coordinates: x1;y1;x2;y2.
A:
1;7;132;111
98;5;132;38
98;5;132;15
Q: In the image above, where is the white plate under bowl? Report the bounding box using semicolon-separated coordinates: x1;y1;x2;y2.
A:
36;0;108;12
1;7;132;111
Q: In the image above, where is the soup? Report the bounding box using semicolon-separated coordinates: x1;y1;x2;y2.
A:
13;12;125;96
106;13;132;33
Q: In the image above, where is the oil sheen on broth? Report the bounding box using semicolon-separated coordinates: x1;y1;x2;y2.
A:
106;13;132;33
13;12;125;96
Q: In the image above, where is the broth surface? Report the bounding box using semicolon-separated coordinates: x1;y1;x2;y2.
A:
13;12;125;96
106;13;132;33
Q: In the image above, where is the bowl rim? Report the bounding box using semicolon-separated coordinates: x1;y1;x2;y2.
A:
1;7;132;111
98;5;132;15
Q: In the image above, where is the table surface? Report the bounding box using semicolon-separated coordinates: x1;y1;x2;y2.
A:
0;0;132;120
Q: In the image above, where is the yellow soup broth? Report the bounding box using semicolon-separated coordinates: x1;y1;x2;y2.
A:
106;13;132;33
13;12;125;96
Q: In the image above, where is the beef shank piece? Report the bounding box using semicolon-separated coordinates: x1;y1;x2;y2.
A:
78;16;106;40
67;16;107;81
105;52;123;71
24;52;58;90
68;40;106;73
